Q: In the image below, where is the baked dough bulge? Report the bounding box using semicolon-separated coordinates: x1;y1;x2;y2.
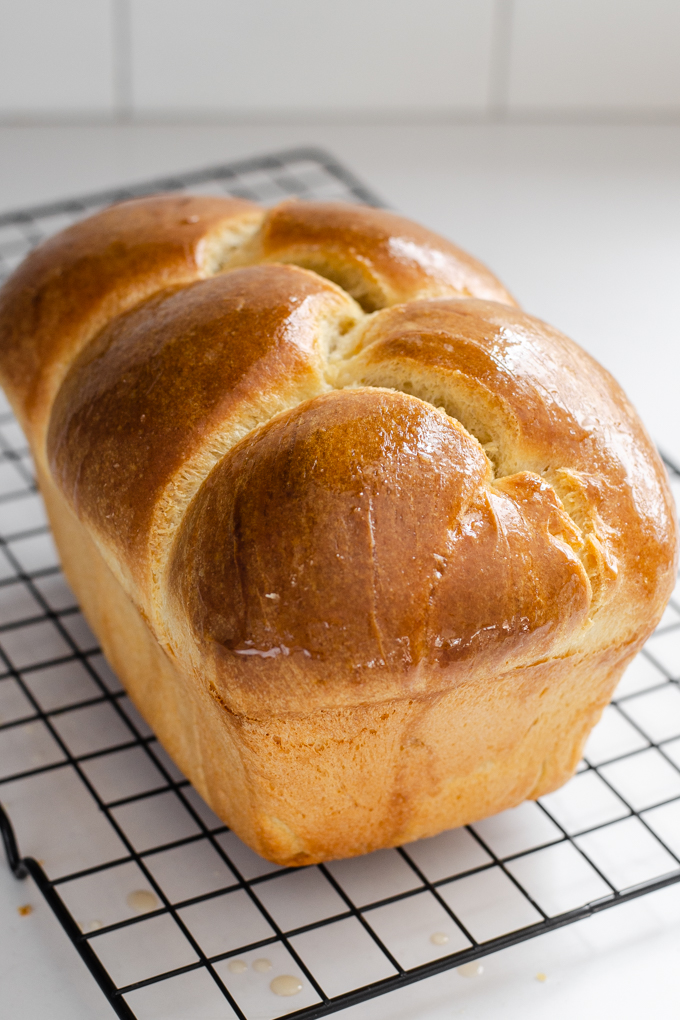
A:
229;200;518;310
332;298;675;651
0;194;263;448
0;194;675;864
47;263;361;615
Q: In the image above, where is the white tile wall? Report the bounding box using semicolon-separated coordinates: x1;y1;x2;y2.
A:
0;0;679;119
508;0;680;112
0;0;115;114
129;0;495;113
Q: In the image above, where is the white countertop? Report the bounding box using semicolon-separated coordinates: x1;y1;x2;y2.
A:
1;121;680;1020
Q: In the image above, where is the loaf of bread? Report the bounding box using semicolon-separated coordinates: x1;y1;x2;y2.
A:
0;195;676;865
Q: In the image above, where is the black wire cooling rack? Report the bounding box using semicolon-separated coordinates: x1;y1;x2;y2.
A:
1;148;680;1020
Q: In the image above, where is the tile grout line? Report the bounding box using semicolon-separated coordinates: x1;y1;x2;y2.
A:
112;0;133;122
488;0;514;120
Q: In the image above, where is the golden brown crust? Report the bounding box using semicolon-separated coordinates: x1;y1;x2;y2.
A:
233;200;517;311
0;193;263;439
170;388;591;716
47;264;360;601
333;299;678;648
0;192;675;865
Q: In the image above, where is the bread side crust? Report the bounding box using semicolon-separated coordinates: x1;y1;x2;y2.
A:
40;462;635;865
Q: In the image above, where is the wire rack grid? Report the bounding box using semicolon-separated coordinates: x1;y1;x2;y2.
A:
1;148;680;1020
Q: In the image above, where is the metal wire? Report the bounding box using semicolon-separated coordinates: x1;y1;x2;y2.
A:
1;148;679;1020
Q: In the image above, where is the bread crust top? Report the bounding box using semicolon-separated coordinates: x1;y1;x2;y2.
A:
230;200;518;310
0;193;263;437
0;195;675;719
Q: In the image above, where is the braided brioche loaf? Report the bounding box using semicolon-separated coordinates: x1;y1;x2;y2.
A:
0;195;676;865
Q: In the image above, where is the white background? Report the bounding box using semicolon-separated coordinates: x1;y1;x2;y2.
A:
1;0;680;119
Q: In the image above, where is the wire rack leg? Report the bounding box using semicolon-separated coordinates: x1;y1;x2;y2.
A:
0;801;27;879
